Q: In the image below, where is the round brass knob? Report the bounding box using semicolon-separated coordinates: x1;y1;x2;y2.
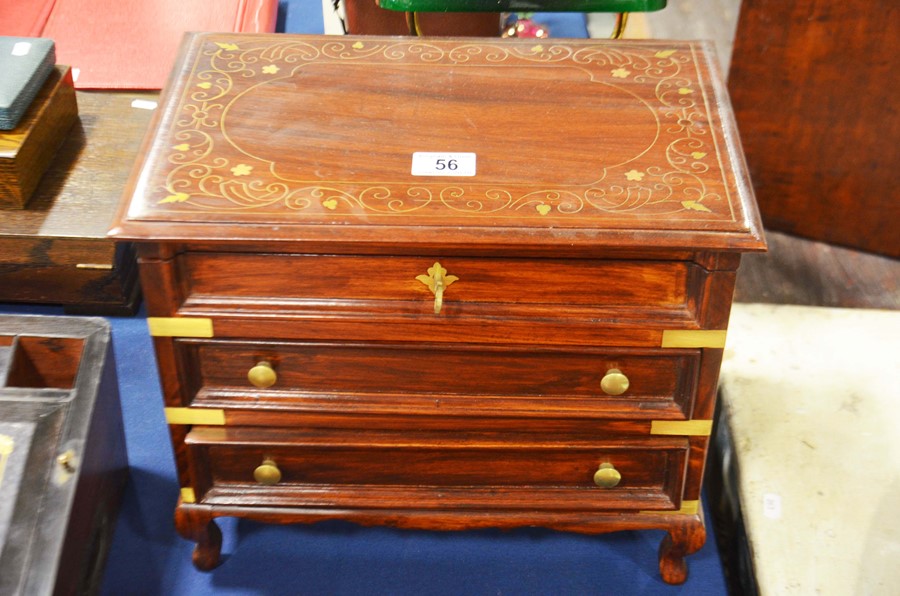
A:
253;459;282;485
600;368;629;396
593;463;621;488
248;361;277;389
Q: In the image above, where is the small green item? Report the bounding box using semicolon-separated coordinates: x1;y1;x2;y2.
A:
377;0;666;13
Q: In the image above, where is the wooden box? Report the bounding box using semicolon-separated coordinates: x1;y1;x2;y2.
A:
111;33;765;584
0;66;77;209
0;315;128;595
0;90;154;315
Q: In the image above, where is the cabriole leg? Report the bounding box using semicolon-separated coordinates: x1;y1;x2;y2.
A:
658;517;706;585
174;504;222;571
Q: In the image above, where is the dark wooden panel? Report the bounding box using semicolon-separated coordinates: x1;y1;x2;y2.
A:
729;0;900;257
735;231;900;309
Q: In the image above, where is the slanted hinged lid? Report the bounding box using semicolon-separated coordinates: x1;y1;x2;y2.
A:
112;33;765;253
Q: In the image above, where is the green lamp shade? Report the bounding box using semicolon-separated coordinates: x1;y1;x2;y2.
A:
376;0;666;12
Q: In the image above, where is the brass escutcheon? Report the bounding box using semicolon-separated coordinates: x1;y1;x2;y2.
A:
416;262;459;314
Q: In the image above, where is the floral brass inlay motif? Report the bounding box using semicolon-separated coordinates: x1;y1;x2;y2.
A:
155;37;732;222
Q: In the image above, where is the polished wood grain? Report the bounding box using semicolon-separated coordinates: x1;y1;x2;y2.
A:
111;34;765;253
0;67;77;208
729;0;900;258
0;90;154;313
189;428;688;511
181;253;691;308
183;339;699;420
117;34;763;584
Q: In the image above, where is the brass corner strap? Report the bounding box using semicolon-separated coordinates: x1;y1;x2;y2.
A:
148;317;214;338
181;488;197;504
650;420;712;436
660;329;726;349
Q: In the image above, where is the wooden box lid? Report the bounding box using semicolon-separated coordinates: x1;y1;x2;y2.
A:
111;33;765;253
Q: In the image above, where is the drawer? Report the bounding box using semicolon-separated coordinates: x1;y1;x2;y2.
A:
173;252;705;323
186;427;689;512
178;339;700;420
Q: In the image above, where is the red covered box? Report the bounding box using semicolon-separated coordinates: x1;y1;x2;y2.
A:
0;0;278;89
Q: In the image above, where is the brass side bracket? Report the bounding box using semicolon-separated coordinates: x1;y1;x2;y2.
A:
416;262;459;314
650;420;713;436
640;500;700;515
148;317;214;338
661;330;726;348
0;434;14;488
165;407;226;426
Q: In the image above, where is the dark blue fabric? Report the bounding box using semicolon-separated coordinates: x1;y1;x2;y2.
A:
0;300;728;595
279;0;326;34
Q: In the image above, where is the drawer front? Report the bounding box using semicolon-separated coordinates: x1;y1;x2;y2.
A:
187;427;688;512
175;252;700;319
179;339;699;419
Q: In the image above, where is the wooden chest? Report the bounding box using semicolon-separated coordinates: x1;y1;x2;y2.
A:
111;33;765;584
0;90;153;314
0;315;128;595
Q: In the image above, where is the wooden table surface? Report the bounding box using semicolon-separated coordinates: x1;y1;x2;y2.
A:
0;91;156;314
